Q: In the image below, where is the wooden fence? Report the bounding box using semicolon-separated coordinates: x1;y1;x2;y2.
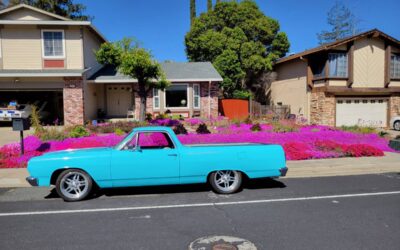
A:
249;100;290;120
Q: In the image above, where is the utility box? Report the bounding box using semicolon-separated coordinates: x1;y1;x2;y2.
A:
12;118;30;131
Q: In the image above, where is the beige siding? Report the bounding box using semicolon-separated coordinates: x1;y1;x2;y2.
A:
271;59;309;119
0;9;57;21
328;79;347;86
83;29;102;77
2;27;42;69
65;28;83;69
84;82;98;120
353;37;385;87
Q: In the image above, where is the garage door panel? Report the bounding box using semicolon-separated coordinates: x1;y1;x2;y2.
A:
336;98;387;127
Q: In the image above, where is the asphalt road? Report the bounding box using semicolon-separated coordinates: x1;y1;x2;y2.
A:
0;173;399;250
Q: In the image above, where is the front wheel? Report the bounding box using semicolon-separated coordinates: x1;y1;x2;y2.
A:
209;170;242;194
56;169;93;202
394;121;400;131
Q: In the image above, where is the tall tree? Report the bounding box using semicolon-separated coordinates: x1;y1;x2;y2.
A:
317;1;359;44
8;0;91;20
190;0;196;25
95;38;169;121
185;0;289;99
207;0;212;11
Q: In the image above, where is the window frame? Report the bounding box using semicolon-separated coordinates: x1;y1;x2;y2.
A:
153;88;160;110
137;131;176;150
193;84;200;109
163;83;190;109
390;53;400;79
328;52;348;78
41;29;66;59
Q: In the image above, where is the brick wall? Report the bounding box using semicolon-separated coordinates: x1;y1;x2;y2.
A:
200;82;219;118
134;85;153;120
310;89;335;126
63;77;84;126
389;94;400;119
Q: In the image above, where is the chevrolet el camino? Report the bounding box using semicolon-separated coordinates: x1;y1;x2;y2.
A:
26;126;288;201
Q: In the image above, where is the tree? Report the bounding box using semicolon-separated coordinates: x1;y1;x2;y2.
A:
317;1;359;44
190;0;196;25
95;38;169;121
185;0;289;99
8;0;91;20
207;0;212;11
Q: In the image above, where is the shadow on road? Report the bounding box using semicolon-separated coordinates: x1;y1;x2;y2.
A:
45;178;286;200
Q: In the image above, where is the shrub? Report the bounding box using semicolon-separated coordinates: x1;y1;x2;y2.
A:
272;120;299;133
150;118;180;127
250;123;262;132
244;116;253;124
68;126;90;138
39;127;67;141
314;140;345;153
196;123;211;134
145;113;153;121
340;125;376;134
173;124;188;135
30;105;44;136
344;144;384;157
114;128;125;136
86;121;145;134
283;142;313;160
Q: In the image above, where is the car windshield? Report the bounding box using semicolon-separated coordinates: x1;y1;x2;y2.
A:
113;131;134;150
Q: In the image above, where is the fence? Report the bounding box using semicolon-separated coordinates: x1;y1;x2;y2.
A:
249;100;290;120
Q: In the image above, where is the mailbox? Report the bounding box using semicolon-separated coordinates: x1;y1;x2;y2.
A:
12;118;30;131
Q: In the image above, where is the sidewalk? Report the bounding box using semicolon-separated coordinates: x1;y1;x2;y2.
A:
0;152;399;188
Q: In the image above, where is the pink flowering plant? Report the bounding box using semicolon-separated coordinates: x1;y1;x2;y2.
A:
0;122;395;168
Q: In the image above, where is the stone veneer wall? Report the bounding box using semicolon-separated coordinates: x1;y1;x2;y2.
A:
200;82;219;118
310;88;335;126
134;86;153;120
389;94;400;119
63;77;84;125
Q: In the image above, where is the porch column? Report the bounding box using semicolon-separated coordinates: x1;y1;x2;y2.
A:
63;77;84;125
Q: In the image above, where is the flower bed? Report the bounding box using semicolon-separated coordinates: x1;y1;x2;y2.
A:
0;124;394;168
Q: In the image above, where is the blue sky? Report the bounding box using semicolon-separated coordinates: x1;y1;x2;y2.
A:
80;0;400;62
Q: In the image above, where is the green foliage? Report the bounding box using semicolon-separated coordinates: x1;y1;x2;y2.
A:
185;0;289;98
30;105;45;136
272;120;299;133
232;89;252;100
317;1;359;44
190;0;196;25
86;121;146;134
207;0;212;11
378;131;388;138
173;124;188;135
340;125;376;134
250;123;262;132
68;125;90;138
8;0;91;20
145;113;153;121
114;128;125;136
196;123;211;134
95;38;169;121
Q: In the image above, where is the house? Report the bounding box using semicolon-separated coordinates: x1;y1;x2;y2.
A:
270;29;400;127
0;4;222;125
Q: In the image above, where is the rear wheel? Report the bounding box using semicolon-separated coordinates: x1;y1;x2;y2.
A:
209;170;242;194
55;169;93;202
394;121;400;131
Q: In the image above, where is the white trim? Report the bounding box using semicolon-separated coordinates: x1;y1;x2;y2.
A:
0;191;399;217
0;4;71;21
163;83;190;110
193;83;200;109
153;88;160;110
89;78;222;84
0;72;83;77
0;20;90;25
41;29;66;59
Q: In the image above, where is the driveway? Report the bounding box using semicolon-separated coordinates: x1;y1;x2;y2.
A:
0;125;34;146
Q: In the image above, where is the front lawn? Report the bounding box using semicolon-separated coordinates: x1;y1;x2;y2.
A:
0;119;395;168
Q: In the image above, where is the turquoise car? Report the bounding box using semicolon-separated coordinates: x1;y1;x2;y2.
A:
26;126;287;201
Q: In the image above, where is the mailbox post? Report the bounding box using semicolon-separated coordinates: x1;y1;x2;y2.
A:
12;118;31;155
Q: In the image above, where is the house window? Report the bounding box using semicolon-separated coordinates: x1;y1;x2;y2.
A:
165;84;188;108
193;84;200;109
153;88;160;109
42;30;64;58
328;53;348;77
391;54;400;79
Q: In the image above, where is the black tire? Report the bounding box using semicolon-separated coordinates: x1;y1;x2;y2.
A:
394;121;400;131
209;170;242;194
55;169;93;202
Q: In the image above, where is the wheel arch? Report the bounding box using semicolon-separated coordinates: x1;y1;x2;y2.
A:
206;170;249;182
50;167;95;186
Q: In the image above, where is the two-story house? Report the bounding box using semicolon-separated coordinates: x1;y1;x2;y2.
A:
0;4;221;125
270;29;400;128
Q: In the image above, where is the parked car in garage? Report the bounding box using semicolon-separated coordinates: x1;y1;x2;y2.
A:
26;126;288;201
390;116;400;131
0;101;48;122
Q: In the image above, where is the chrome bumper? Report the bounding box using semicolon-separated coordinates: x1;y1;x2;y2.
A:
26;176;38;186
279;167;288;177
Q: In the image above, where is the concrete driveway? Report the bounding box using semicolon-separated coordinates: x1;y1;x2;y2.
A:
0;125;34;146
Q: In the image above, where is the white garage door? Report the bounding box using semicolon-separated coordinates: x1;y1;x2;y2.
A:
336;98;387;127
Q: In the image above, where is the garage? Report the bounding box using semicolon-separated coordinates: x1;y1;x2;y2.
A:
0;90;63;124
335;97;388;127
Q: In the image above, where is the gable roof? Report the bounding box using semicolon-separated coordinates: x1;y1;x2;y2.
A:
276;29;400;65
0;4;70;21
89;62;223;83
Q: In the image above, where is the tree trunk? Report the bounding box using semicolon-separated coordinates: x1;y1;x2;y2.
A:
138;82;147;121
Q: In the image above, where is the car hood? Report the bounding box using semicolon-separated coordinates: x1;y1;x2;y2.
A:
33;147;112;161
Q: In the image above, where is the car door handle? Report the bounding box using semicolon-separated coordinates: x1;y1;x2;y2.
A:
168;154;178;157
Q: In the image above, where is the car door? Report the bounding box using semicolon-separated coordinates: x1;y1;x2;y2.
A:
110;131;180;187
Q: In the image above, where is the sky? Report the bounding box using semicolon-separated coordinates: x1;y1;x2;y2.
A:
79;0;400;62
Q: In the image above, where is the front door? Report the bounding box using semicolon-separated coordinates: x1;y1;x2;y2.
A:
106;85;133;117
111;132;180;187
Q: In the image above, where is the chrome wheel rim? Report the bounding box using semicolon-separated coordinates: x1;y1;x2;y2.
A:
395;122;400;131
214;170;239;192
60;172;89;200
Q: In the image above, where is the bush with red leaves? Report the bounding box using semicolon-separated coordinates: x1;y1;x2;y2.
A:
344;144;384;157
283;142;313;160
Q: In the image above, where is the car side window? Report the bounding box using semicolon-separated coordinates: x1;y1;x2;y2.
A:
138;132;174;149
